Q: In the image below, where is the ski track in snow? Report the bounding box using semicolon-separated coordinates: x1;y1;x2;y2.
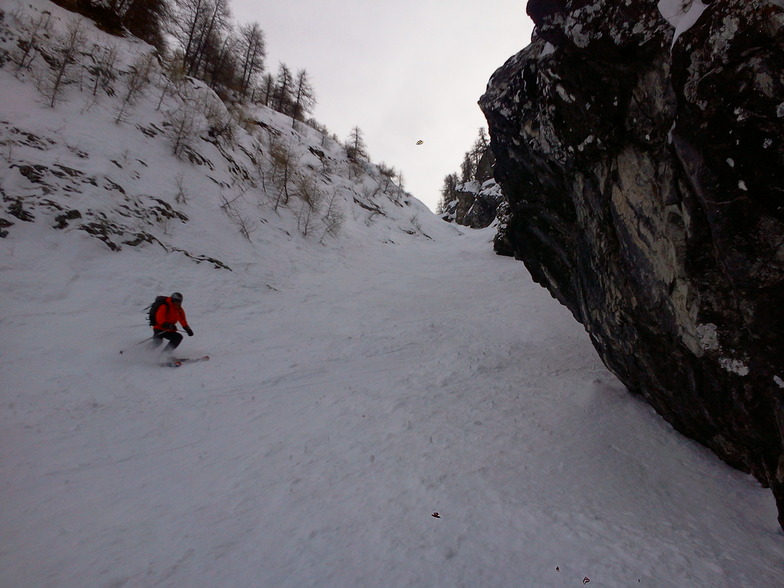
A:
2;226;782;587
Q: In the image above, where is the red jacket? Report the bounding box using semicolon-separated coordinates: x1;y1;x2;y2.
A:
153;298;189;332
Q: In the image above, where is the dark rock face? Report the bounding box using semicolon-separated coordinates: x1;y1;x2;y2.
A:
480;0;784;528
440;179;504;229
441;146;501;229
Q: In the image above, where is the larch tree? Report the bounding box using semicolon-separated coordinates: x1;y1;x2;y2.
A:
291;68;316;124
238;22;265;98
346;126;367;161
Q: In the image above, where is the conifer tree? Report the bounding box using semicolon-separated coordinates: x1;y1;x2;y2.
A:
291;69;316;123
346;126;367;161
273;63;294;114
437;173;459;214
258;72;275;106
170;0;232;81
460;153;475;183
238;22;265;98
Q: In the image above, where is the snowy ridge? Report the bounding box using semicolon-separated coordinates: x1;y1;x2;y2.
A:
1;1;783;586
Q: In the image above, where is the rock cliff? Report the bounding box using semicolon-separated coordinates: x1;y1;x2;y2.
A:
440;178;503;228
439;143;502;229
480;0;784;528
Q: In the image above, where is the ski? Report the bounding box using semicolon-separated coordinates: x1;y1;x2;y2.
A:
160;355;210;368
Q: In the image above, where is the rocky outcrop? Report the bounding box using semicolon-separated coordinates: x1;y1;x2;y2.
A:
440;178;504;228
480;0;784;527
440;145;502;229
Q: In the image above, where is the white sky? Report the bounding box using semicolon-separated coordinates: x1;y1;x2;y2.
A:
231;0;534;212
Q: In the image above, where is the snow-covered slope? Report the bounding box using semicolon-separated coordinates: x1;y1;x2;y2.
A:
0;0;435;268
1;1;782;586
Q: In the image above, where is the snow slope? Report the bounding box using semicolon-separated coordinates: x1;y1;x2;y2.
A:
3;220;783;587
1;1;783;586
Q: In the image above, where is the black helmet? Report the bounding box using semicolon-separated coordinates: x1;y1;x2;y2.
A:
171;292;183;303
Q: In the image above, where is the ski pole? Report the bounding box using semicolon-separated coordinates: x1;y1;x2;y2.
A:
120;335;154;355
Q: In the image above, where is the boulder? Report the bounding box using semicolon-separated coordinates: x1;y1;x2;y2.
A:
480;0;784;528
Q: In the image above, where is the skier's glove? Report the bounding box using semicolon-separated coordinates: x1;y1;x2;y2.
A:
185;327;194;336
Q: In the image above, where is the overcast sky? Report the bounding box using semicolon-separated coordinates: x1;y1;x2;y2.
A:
231;0;535;212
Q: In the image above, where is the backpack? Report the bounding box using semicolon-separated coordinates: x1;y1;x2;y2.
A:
146;295;168;326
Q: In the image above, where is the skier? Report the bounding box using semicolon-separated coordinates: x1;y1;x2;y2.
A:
150;291;193;355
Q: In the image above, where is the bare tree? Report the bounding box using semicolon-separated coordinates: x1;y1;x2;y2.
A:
115;53;155;123
268;135;296;210
257;72;275;106
238;22;265;98
156;54;186;110
294;174;321;236
166;103;198;157
12;11;52;72
190;0;231;79
45;18;86;107
291;68;316;124
88;44;118;98
345;126;367;161
174;172;188;204
203;28;240;90
377;162;397;192
203;98;237;147
220;191;255;240
81;43;119;113
250;138;269;196
273;63;294;115
395;170;406;191
168;0;206;71
169;0;231;80
319;189;345;243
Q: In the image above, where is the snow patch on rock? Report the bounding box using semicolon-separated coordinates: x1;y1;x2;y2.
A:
697;323;720;352
658;0;709;46
719;357;750;377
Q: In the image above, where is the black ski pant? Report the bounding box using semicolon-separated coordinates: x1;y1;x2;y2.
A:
152;329;183;353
